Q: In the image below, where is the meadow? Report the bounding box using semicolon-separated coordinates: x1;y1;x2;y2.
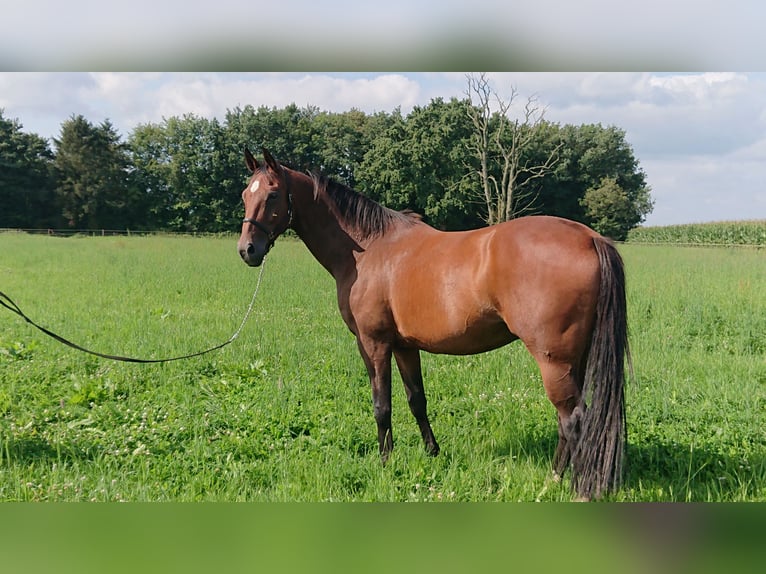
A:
1;232;764;501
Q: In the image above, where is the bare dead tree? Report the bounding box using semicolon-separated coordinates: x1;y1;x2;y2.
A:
465;73;562;225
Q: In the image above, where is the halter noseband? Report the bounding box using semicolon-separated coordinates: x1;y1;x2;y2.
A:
242;184;293;251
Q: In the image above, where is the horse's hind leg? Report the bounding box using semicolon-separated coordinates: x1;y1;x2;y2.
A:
394;347;440;456
536;358;585;478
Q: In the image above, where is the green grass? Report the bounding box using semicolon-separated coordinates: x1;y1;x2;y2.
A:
623;245;766;501
627;220;766;246
1;233;765;501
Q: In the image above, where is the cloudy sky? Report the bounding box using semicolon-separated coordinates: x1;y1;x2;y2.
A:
2;71;765;227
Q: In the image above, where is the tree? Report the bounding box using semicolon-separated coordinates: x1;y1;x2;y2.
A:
465;73;562;224
127;122;173;230
30;97;653;236
53;115;133;229
539;123;653;233
162;114;234;232
129;114;240;233
224;104;322;173
357;99;482;230
0;109;56;228
581;176;653;240
312;108;379;188
355;107;410;204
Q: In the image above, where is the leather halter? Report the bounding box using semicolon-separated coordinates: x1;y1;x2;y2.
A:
242;180;293;251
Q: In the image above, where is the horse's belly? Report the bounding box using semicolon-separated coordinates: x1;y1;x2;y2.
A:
395;308;516;355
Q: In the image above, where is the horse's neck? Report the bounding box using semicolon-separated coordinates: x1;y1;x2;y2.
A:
289;172;360;279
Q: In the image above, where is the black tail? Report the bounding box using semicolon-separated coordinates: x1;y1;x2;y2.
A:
571;237;629;499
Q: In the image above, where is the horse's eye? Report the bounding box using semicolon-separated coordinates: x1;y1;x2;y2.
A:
267;191;279;202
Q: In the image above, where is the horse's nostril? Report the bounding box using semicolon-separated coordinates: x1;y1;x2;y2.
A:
246;243;255;255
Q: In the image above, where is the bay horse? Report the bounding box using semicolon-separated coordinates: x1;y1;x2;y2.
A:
237;148;629;500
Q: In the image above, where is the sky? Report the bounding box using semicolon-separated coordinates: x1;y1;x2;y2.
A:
2;2;765;227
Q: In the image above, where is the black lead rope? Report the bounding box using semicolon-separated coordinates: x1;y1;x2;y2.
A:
0;259;266;364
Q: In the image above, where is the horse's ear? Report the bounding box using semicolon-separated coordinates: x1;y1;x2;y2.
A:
262;147;282;175
244;147;259;173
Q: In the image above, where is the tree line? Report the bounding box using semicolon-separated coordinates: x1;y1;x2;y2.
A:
0;92;653;240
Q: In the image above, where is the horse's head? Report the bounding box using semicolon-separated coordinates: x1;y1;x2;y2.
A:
237;147;293;267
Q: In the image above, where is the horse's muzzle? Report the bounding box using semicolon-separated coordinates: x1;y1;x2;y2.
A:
238;241;266;267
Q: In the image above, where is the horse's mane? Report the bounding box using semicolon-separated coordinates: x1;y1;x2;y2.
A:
311;174;421;241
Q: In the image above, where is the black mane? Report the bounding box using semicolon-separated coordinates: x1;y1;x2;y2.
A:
311;174;421;240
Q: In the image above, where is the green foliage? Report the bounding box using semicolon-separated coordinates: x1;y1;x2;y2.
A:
0;109;57;228
312;109;385;188
539;124;652;228
224;103;324;172
4;101;653;235
126;122;173;230
357;99;483;230
1;234;764;501
627;220;766;246
53;115;135;229
580;176;652;240
155;114;233;232
0;339;38;362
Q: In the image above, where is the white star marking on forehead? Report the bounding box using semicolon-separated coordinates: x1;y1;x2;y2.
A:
250;180;260;193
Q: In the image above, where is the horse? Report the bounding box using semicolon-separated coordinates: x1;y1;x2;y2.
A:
237;147;629;500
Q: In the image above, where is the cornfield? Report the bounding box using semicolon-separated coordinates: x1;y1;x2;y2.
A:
627;220;766;247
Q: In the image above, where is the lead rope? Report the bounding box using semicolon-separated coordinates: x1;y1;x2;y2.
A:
0;257;267;364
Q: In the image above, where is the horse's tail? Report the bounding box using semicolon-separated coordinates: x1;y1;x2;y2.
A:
571;236;629;499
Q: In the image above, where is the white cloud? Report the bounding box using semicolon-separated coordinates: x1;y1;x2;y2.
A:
210;74;421;115
500;73;766;159
648;72;748;103
88;73;162;99
0;72;424;139
644;153;766;225
0;73;102;137
141;73;422;124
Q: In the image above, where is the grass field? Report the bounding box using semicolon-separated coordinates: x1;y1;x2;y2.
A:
1;232;765;501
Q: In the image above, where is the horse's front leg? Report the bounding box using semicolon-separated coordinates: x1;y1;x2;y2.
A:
356;336;393;461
